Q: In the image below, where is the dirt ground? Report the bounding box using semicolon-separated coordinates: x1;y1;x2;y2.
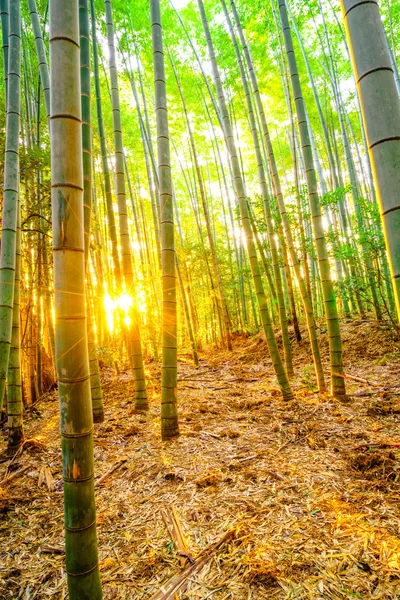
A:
1;319;400;599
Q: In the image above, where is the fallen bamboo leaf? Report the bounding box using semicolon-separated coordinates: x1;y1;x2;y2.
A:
38;466;55;492
161;506;192;568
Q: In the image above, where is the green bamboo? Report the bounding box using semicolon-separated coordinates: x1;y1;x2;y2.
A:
91;0;121;289
7;193;23;449
151;0;179;438
28;0;50;118
340;0;400;321
104;0;148;410
49;1;102;596
0;0;20;413
28;0;57;378
79;0;104;422
0;0;8;104
222;0;294;372
230;0;326;389
278;0;346;398
177;257;199;367
198;0;293;400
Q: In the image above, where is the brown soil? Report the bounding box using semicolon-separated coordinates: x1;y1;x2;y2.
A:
1;320;400;599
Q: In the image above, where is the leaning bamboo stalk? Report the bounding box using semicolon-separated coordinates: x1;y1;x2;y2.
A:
278;0;346;398
0;0;9;103
90;0;121;289
169;51;232;351
222;0;295;373
230;0;326;390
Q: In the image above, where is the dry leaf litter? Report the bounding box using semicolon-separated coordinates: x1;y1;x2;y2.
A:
1;320;400;599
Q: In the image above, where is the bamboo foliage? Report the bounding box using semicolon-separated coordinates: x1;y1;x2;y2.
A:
49;1;102;596
198;0;294;401
0;0;397;501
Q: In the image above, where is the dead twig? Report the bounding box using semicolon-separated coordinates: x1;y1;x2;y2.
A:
351;442;400;452
332;372;380;387
0;465;29;486
95;457;128;486
40;545;65;555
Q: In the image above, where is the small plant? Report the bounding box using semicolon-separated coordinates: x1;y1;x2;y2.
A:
301;365;316;391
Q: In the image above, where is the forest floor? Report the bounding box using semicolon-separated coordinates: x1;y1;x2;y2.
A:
1;319;400;599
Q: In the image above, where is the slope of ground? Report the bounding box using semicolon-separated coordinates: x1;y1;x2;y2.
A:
1;319;400;599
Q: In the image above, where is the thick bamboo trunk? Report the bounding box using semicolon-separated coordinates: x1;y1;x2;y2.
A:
0;0;20;413
340;0;400;321
151;0;179;438
49;1;102;596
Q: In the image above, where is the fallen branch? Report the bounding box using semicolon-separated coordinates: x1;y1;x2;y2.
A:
236;454;259;463
351;442;400;452
0;465;29;486
149;529;234;600
201;431;221;440
95;457;128;486
26;390;55;413
332;372;380;387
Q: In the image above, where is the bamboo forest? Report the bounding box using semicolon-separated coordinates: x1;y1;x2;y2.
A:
1;0;400;597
